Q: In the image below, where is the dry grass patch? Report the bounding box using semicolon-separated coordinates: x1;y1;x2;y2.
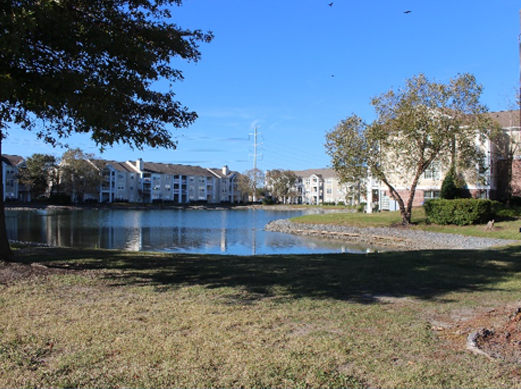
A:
1;246;521;387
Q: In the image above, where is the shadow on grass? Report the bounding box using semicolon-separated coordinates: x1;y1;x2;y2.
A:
17;245;521;304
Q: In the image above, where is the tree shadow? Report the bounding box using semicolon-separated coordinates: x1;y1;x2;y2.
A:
19;245;521;304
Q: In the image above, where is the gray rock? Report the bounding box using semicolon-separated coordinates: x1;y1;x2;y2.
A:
265;219;519;250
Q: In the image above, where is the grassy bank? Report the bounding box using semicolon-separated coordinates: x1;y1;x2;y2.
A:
292;207;521;241
1;245;521;387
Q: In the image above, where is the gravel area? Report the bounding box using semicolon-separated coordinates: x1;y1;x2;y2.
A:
265;219;519;250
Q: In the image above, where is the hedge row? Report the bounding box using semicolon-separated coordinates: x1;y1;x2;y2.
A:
423;198;497;226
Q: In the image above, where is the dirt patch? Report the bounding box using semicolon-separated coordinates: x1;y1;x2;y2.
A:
432;305;521;364
473;307;521;364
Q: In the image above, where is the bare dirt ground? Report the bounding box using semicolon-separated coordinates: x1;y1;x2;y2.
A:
428;303;521;365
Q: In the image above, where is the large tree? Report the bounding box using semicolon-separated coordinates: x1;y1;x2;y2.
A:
17;153;58;199
0;0;212;260
237;168;265;202
265;169;298;204
325;73;491;225
59;148;104;202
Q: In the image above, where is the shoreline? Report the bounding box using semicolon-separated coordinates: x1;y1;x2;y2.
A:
265;219;519;251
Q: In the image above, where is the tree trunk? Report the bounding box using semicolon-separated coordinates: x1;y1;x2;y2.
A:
0;135;15;261
380;177;410;225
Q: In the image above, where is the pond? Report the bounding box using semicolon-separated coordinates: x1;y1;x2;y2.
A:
5;208;385;255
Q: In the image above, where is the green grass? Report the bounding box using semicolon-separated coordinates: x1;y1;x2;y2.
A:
292;206;521;240
1;246;521;387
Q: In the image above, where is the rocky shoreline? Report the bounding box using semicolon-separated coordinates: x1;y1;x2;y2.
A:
265;219;519;251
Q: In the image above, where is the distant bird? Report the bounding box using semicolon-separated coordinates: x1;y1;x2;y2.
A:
404;10;411;14
328;2;333;6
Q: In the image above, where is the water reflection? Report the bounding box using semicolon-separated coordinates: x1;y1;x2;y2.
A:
6;208;386;255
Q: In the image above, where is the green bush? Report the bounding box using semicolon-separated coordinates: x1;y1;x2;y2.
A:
423;198;497;225
356;202;367;213
440;166;459;199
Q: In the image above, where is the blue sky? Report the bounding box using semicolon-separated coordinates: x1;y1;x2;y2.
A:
4;0;521;174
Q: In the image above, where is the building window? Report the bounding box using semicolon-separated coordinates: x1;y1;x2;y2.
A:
424;190;440;200
423;163;440;180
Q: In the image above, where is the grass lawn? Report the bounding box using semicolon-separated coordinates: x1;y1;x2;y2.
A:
292;206;521;241
1;243;521;388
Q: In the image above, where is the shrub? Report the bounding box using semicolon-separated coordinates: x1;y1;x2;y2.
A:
440;166;459;199
423;198;496;225
356;202;367;213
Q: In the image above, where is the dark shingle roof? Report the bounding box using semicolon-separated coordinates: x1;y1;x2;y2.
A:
292;168;337;179
488;110;520;128
1;154;25;167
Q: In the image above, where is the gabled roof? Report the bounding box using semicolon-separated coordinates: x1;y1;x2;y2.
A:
104;160;135;173
125;160;213;177
1;154;25;167
292;168;337;180
207;168;237;179
488;110;520;128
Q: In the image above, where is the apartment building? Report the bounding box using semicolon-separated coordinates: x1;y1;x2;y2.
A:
371;111;521;211
1;155;29;202
100;159;240;204
292;169;350;205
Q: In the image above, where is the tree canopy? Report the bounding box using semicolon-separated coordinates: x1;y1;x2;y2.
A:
237;168;264;202
325;73;492;224
17;153;58;199
0;0;213;260
265;169;298;204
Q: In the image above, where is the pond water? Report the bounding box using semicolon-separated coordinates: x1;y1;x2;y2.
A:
5;208;384;255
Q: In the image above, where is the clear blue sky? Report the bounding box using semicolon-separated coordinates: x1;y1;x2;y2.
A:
4;0;521;174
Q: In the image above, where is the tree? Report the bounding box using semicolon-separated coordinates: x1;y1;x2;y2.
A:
59;149;103;202
17;153;58;200
237;169;265;202
0;0;212;260
265;169;298;204
440;165;459;200
325;73;491;225
487;99;521;205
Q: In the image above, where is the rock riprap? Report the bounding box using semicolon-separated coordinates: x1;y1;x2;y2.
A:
265;219;519;250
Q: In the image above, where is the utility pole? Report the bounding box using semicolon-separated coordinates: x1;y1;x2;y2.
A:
249;126;261;202
250;126;260;170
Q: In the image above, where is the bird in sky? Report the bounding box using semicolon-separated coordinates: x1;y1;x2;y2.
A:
404;10;411;14
328;2;333;7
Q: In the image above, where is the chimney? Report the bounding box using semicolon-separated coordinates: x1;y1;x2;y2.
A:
137;158;144;171
222;165;229;176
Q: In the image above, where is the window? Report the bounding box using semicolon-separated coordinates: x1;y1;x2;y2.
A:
326;189;332;194
424;190;440;200
423;163;441;180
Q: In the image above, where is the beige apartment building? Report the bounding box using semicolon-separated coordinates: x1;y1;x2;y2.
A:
100;159;240;204
371;110;520;211
291;169;353;205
